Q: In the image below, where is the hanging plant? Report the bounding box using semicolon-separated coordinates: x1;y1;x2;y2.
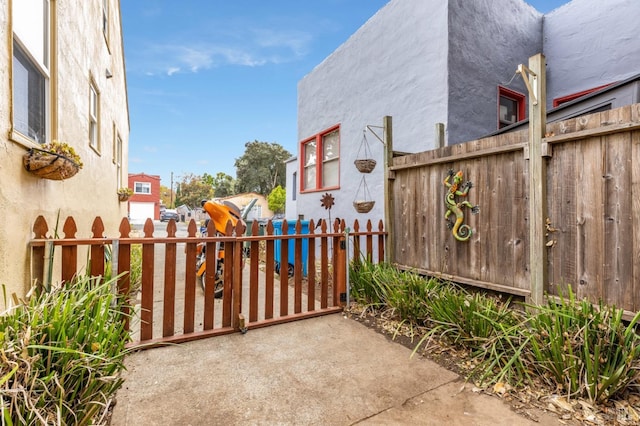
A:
353;175;375;213
23;141;83;180
354;130;376;173
117;187;133;201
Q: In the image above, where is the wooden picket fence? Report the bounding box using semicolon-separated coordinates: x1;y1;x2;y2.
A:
29;215;386;348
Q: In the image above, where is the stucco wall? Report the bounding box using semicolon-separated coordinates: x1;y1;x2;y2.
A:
284;157;298;221
543;0;640;108
0;0;129;299
447;0;541;144
296;0;449;224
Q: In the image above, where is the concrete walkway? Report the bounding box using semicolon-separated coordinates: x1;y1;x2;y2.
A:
110;313;561;425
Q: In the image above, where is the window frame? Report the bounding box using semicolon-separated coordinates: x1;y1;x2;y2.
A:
300;124;340;193
134;182;151;194
89;79;101;152
497;86;526;129
552;83;614;108
11;0;51;146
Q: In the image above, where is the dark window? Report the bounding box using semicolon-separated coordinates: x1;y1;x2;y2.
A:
498;86;525;129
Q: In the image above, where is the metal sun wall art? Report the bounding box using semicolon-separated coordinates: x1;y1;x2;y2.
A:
443;169;479;242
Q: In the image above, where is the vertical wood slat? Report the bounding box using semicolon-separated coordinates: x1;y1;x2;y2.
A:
366;220;373;260
632;124;640;312
332;219;342;306
90;217;105;277
61;217;78;284
265;221;275;319
163;220;177;338
352;220;361;263
117;218;132;332
203;220;217;330
222;220;234;328
249;220;260;322
31;216;49;289
280;221;289;316
320;220;329;309
183;220;198;334
294;220;303;314
378;220;385;262
232;221;245;331
307;219;316;312
140;219;155;341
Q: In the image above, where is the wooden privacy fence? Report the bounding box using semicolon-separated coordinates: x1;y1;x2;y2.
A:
389;104;640;315
29;216;386;348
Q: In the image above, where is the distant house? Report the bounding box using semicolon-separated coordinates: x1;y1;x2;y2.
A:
291;0;640;223
128;173;161;222
215;193;273;221
0;0;130;298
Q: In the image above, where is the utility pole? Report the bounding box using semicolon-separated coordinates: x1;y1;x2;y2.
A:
170;171;174;208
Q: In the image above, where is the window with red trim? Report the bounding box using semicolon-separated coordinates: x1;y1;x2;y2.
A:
301;125;340;192
498;86;526;129
552;83;614;108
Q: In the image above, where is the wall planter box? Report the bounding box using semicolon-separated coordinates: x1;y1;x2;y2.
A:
23;148;81;180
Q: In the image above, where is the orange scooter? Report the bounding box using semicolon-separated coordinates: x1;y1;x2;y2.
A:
196;200;241;298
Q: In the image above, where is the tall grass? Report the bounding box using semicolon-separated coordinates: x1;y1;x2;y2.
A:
1;275;132;425
349;260;640;402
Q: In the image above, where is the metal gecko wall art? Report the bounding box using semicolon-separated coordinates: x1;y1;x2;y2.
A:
443;169;479;241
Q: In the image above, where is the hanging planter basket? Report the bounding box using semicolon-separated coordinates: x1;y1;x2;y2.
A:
23;148;80;180
354;159;377;173
353;175;375;213
118;193;130;202
354;130;376;173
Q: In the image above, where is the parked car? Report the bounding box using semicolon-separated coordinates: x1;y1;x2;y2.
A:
160;209;179;222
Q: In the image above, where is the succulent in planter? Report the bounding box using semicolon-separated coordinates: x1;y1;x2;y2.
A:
117;187;133;201
23;140;84;180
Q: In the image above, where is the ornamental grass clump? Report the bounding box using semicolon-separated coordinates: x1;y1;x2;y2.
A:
0;275;132;425
525;289;640;403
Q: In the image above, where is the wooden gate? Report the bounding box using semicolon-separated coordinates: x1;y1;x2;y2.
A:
29;216;386;349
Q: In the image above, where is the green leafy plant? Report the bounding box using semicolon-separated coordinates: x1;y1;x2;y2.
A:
0;275;132;424
526;289;640;403
39;140;83;168
117;187;133;197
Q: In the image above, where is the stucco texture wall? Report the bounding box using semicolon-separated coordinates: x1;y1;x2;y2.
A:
297;0;448;224
0;0;129;300
447;0;541;144
543;0;640;108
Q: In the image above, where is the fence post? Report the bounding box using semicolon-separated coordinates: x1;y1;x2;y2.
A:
526;53;547;305
384;115;394;264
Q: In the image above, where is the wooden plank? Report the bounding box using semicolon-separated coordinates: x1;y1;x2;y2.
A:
632;128;640;311
294;221;303;314
162;221;177;337
61;217;78;284
574;112;605;302
90;217;105;277
528;53;547;305
307;220;316;312
265;221;275;319
140;220;155;341
183;221;197;334
249;223;260;323
280;221;289;316
511;150;528;291
544;121;640;145
602;107;633;309
389;142;526;171
320;220;329;309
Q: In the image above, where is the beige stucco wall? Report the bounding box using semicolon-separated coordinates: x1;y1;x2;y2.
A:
0;0;129;301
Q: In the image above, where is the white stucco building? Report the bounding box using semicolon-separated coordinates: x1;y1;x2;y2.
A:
288;0;640;225
0;0;130;298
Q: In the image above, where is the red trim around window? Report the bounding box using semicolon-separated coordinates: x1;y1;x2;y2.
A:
552;83;614;108
299;124;340;193
497;86;526;129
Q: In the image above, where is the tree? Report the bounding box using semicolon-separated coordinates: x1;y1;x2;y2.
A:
159;185;174;207
234;141;291;196
267;185;286;214
174;173;214;209
204;172;236;197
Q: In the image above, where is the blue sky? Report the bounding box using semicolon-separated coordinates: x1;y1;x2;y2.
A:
121;0;570;189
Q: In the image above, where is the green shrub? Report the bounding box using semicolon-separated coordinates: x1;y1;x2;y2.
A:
525;289;640;403
1;275;132;424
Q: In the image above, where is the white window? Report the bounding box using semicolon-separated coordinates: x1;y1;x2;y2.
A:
89;82;100;150
301;126;340;191
102;0;109;39
12;0;50;144
134;182;151;194
115;132;123;188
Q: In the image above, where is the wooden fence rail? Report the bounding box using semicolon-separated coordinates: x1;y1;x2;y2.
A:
29;216;386;348
389;103;640;315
